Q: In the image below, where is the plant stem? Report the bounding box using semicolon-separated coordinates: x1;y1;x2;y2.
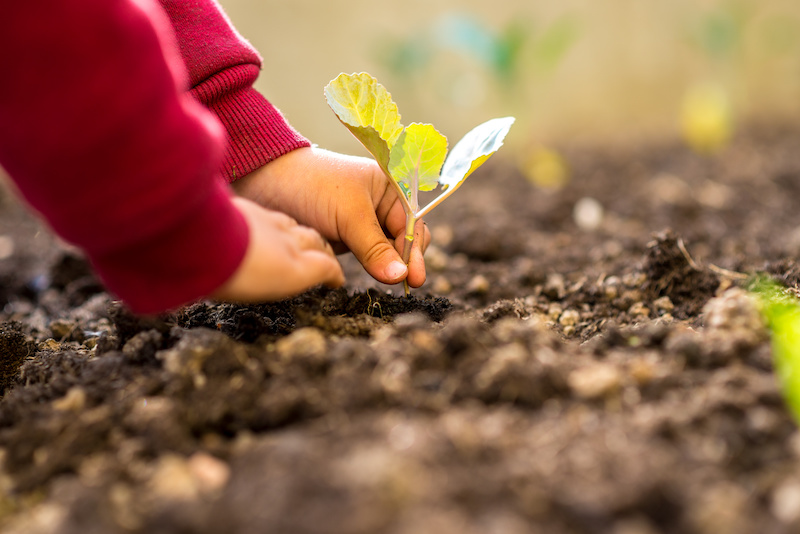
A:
401;212;416;296
400;167;421;296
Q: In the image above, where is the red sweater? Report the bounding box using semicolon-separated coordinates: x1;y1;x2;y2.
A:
0;0;310;314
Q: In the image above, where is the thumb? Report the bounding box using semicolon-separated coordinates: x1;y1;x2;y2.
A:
347;220;409;285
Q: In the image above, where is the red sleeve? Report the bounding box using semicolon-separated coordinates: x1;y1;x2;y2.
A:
0;0;249;314
158;0;311;182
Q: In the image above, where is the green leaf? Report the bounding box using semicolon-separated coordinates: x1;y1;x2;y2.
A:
755;278;800;425
324;72;405;172
388;123;448;195
494;20;529;81
439;117;515;192
532;16;579;75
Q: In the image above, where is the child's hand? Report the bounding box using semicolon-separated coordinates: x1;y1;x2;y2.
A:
212;197;344;303
231;147;431;288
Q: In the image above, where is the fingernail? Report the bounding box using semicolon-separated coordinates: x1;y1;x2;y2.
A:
385;261;408;281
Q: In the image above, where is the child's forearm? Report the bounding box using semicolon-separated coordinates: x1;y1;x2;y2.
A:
158;0;311;182
0;0;248;313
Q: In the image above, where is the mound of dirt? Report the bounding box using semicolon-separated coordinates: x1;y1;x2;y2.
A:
2;126;800;533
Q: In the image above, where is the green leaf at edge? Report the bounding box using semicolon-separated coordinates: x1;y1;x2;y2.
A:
755;278;800;425
324;72;404;172
388;123;448;194
439;116;515;192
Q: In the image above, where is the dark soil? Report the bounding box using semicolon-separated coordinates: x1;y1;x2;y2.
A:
2;124;800;533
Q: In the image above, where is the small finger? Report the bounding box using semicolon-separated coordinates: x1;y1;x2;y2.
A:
415;220;431;254
383;200;409;241
305;250;345;288
293;225;335;256
269;211;299;229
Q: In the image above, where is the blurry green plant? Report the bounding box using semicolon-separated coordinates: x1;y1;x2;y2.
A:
435;13;578;83
376;11;578;96
680;81;733;154
752;277;800;425
376;12;577;191
391;13;573;76
325;72;514;294
681;1;800;154
680;1;749;154
689;1;747;62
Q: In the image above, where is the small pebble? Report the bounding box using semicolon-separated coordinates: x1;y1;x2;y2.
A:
394;312;430;330
432;224;454;247
653;296;675;314
547;303;563;322
622;272;647;287
275;327;327;360
568;364;622;399
628;302;650;319
602;276;621;299
604;285;619;300
53;387;87;412
657;313;674;324
573;197;604;231
432;276;452;294
773;480;800;523
466;274;490;294
187;452;230;494
687;482;749;533
148;455;198;501
703;288;764;336
697;180;734;210
649;173;692;206
49;320;75;340
449;253;469;269
543;273;566;300
409;330;441;353
628;358;655;386
38;339;61;352
424;245;450;271
558;309;580;327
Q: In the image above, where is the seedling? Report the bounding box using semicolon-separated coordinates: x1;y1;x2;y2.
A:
753;277;800;425
324;72;514;294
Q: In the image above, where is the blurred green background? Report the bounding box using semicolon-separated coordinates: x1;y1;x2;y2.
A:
223;0;800;159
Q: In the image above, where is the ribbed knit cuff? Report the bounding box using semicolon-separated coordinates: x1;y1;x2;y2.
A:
191;64;311;183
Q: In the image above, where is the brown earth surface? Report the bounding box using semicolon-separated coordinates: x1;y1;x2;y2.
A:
2;125;800;533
